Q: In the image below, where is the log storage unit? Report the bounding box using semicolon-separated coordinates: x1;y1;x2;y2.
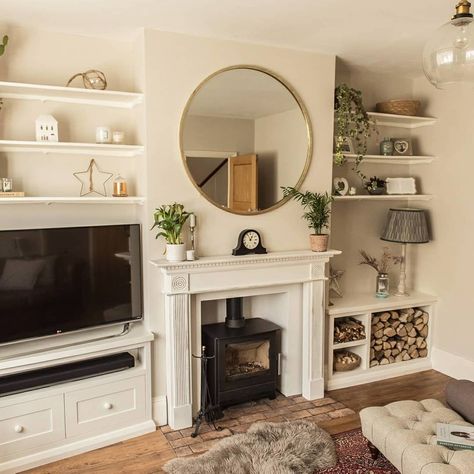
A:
326;292;436;390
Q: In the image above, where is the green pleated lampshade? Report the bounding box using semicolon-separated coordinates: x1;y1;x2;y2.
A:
380;208;430;244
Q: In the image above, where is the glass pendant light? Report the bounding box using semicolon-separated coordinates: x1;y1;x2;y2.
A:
423;1;474;88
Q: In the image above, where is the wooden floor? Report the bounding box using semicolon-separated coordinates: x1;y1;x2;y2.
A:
25;369;452;474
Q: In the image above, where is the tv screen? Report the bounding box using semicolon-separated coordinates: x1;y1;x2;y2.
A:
0;224;143;344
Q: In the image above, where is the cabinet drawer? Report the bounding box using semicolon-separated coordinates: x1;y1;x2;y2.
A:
65;376;146;438
0;394;65;459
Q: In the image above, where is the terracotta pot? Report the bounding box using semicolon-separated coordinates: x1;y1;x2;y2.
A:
309;234;329;252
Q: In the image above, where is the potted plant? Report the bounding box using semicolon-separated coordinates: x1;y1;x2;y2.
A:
334;84;376;183
282;186;333;252
152;203;192;262
364;176;386;195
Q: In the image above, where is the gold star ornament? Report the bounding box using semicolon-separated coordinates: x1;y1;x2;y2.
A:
73;159;113;197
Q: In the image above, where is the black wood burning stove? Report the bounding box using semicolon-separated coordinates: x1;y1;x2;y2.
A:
202;299;281;416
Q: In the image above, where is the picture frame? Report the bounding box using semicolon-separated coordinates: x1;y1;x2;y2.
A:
392;138;413;156
333;177;349;196
335;137;354;154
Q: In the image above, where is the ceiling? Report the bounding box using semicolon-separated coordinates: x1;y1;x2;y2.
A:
1;0;454;76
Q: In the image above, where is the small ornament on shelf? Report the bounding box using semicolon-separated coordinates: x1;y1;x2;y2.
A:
35;115;59;142
188;213;197;260
112;175;128;197
73;159;113;197
66;69;107;90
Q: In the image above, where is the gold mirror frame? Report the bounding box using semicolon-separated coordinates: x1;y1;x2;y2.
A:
179;65;313;215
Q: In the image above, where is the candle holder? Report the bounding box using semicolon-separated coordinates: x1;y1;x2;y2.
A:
189;214;197;259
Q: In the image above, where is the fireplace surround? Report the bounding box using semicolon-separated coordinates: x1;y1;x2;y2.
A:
152;249;340;429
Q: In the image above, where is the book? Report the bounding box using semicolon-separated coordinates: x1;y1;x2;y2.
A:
437;422;474;451
0;192;25;197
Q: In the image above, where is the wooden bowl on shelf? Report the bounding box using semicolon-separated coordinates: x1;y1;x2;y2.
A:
376;100;421;117
334;350;361;372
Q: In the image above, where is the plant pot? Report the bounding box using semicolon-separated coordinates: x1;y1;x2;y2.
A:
166;243;186;262
367;187;385;195
309;234;329;252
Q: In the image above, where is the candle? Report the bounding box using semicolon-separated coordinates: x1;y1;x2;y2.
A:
189;213;196;227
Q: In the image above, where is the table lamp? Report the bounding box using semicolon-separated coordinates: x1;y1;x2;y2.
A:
380;208;430;296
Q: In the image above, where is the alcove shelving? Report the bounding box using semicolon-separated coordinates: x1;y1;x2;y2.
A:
337;154;435;165
0;80;145;204
333;194;433;202
0;80;143;108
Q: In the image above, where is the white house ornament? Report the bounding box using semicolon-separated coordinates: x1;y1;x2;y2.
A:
35;115;58;142
73;159;113;197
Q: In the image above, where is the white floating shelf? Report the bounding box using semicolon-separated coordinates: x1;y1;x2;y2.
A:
328;292;438;317
0;140;144;157
368;112;437;129
336;154;435;165
0;81;143;108
333;194;433;202
0;196;146;205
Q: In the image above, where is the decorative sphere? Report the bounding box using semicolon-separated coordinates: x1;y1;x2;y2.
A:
83;70;107;90
423;17;474;89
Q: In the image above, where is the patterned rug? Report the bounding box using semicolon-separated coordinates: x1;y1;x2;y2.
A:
320;429;399;474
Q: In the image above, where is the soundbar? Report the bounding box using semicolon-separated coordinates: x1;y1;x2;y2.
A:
0;352;135;397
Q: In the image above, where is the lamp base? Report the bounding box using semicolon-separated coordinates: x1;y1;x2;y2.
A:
394;291;409;297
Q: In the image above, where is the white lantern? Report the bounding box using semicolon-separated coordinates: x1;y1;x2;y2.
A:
35;115;59;142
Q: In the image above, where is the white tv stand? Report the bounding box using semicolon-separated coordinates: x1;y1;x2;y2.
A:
0;324;155;473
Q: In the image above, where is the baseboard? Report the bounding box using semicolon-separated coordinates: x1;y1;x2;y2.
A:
152;395;168;426
432;347;474;380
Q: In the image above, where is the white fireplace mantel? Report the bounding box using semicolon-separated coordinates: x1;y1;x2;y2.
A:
151;249;340;429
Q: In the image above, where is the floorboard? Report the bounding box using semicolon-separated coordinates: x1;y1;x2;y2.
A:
24;369;452;473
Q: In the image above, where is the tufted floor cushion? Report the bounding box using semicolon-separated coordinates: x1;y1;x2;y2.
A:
360;399;474;473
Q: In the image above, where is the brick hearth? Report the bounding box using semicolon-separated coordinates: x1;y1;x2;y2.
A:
160;393;355;458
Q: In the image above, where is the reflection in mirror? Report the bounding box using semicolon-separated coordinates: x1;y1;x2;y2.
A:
181;67;311;214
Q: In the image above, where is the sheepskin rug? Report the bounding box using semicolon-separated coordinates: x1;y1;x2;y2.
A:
163;420;337;474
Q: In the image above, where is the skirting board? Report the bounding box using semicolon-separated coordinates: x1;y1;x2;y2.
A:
432;348;474;380
152;395;168;426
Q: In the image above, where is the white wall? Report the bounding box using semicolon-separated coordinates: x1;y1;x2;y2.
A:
143;30;336;398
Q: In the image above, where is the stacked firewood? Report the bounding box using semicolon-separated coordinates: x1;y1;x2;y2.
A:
334;317;366;344
370;308;429;367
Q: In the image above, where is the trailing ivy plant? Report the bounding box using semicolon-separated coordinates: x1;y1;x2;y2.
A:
334;84;376;183
0;35;8;112
281;186;333;235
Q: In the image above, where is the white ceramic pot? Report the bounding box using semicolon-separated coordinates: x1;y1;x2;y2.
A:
166;243;186;262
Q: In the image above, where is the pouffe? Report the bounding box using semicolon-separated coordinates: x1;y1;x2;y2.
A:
360;399;474;473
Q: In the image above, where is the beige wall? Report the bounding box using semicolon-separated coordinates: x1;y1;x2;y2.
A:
410;77;474;364
143;30;336;397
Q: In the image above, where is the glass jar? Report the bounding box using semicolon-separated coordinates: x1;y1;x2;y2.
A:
376;273;389;298
112;175;128;197
380;137;394;156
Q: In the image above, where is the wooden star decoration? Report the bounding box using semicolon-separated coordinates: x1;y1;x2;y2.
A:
73;159;113;197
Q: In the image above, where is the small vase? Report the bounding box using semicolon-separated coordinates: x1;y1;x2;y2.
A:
367;187;385;195
309;234;329;252
166;243;186;262
380;138;394;156
376;273;389;298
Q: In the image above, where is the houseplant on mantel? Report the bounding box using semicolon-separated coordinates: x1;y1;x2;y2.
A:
334;84;376;183
282;186;333;252
152;202;193;262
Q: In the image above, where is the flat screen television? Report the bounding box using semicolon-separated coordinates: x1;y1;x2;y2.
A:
0;224;143;345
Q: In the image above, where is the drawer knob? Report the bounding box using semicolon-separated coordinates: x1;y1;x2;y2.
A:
103;402;113;410
14;425;24;433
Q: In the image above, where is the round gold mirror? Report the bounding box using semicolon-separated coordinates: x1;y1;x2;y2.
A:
180;66;312;215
